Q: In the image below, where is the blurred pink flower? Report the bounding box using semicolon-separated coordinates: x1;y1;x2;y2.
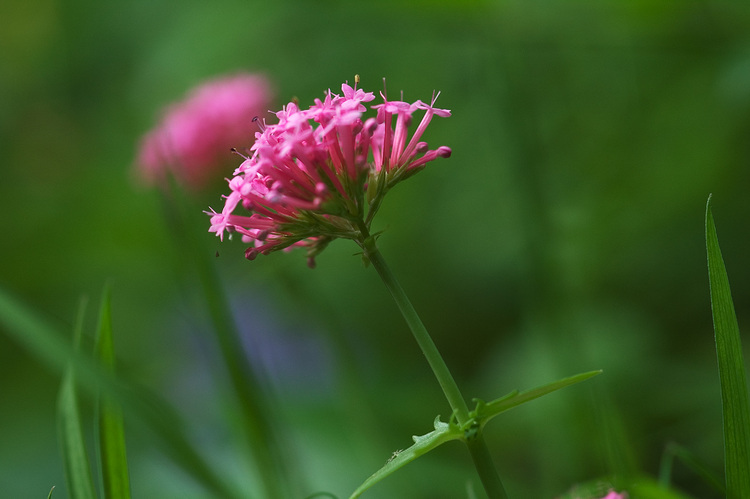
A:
136;73;274;190
558;484;628;499
207;79;451;266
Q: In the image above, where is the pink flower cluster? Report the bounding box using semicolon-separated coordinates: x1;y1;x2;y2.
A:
567;489;627;499
207;80;451;266
599;492;627;499
136;73;274;190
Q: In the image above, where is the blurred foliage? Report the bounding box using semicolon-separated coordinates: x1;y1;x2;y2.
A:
2;0;750;497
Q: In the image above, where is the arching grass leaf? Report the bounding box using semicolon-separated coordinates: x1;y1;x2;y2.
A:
706;195;750;498
57;299;96;499
94;287;131;499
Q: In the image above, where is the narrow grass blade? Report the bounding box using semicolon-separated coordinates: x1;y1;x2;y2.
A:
0;287;83;374
658;442;724;494
706;195;750;498
165;178;291;497
95;288;131;499
0;286;238;498
592;390;638;490
57;299;96;499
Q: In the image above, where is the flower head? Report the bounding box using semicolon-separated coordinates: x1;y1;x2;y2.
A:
208;78;451;267
561;487;628;499
598;492;627;499
136;73;274;190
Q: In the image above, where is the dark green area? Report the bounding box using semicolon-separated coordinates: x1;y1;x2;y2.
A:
2;1;749;497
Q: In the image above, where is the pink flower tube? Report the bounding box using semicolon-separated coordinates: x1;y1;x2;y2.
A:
207;79;452;267
136;73;274;190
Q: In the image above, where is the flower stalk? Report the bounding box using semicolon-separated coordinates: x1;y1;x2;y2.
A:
356;225;469;423
207;78;506;496
163;179;293;498
136;73;273;190
357;223;508;499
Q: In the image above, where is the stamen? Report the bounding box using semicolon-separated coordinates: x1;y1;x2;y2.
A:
431;90;442;106
230;147;249;160
251;115;266;132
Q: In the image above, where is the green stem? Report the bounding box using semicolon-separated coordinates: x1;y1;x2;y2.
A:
356;223;508;498
467;433;509;499
196;256;291;499
164;180;292;498
359;231;469;423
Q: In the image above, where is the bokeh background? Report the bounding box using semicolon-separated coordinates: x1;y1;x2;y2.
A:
2;0;750;497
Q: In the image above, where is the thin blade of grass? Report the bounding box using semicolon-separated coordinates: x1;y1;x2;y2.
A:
0;286;238;498
706;195;750;498
57;298;96;499
591;389;639;490
658;442;724;494
166;178;291;497
95;287;131;499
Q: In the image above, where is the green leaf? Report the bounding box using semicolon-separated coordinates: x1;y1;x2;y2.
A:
705;195;750;498
47;485;56;498
349;416;463;498
474;370;602;427
0;287;85;376
95;287;131;499
57;299;96;499
349;371;601;498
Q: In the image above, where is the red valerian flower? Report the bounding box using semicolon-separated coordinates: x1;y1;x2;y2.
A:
208;78;451;267
136;73;274;190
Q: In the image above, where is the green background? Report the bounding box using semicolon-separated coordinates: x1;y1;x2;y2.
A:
2;0;750;497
